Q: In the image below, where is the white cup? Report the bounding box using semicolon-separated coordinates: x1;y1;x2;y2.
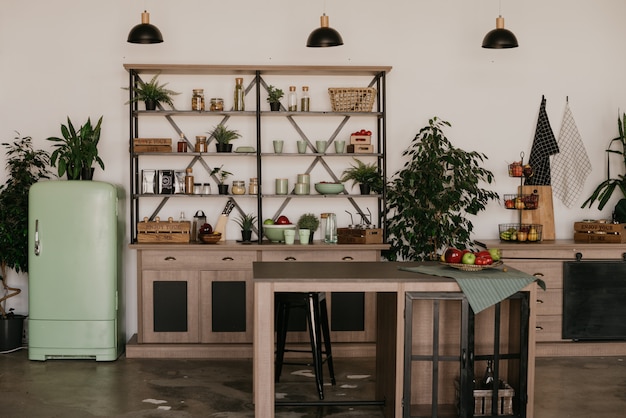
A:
283;229;296;245
299;228;310;244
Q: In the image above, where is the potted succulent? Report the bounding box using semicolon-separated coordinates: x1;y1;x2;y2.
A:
124;73;180;110
47;116;105;180
385;117;499;261
266;85;284;111
297;213;320;243
208;124;241;153
341;158;383;195
233;213;257;242
210;165;233;194
0;134;50;350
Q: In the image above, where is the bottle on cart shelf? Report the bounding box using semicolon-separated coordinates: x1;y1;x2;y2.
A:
288;86;297;111
301;86;310;111
481;360;495;389
234;78;245;111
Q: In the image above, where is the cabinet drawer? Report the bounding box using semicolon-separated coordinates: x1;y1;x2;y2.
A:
141;250;257;270
535;315;563;342
535;289;562;316
261;249;379;262
504;260;563;289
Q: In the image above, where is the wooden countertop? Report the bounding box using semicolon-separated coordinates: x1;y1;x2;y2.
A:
130;241;390;251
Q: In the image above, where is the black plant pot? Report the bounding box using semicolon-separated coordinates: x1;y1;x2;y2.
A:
0;315;25;351
216;143;233;153
81;167;95;180
270;102;281;111
359;184;371;195
241;230;253;242
309;231;315;244
144;99;157;111
218;184;229;195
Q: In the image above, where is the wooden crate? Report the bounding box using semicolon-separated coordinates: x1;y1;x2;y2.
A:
337;228;383;244
574;222;626;243
455;381;514;416
133;138;172;153
347;144;374;154
137;218;191;243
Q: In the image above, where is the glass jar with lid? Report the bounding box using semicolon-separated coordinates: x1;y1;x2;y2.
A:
195;136;207;153
210;98;224;111
192;89;205;111
248;177;258;195
232;180;246;195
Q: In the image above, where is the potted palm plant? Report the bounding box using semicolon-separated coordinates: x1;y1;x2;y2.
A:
124;73;180;110
266;85;284;111
297;213;320;243
0;134;50;350
341;158;383;195
47;116;105;180
233;213;257;242
211;165;233;194
386;117;499;261
208;124;241;152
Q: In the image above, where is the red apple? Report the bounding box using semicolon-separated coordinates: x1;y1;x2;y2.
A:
444;248;463;264
276;215;291;225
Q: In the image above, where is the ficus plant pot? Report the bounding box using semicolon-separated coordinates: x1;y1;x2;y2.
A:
0;315;26;351
216;143;233;153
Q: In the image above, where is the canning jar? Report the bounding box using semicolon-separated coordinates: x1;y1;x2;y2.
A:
210;97;224;111
232;180;246;195
195;136;207;153
192;89;205;111
248;177;258;195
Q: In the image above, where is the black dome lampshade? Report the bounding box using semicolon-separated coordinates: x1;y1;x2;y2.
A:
482;15;518;49
306;14;344;47
127;10;163;44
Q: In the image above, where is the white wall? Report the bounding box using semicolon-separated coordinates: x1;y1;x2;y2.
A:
1;0;625;336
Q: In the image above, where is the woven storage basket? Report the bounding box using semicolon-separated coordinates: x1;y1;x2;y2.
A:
328;87;376;112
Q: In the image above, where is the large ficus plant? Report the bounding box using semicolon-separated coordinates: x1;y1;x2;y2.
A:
0;134;50;317
386;117;499;261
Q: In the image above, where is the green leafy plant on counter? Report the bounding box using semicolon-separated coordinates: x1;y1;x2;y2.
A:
582;113;626;211
385;117;499;261
297;213;320;231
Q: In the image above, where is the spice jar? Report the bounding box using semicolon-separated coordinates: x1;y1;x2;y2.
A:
232;180;246;195
301;86;310;112
248;177;258;195
202;183;211;195
210;97;224;111
195;136;207;153
193;183;202;194
177;133;187;152
192;89;205;111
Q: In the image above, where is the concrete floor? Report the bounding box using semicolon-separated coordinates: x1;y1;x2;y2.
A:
1;350;625;417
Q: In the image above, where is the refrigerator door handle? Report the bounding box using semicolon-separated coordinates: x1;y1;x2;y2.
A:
34;219;41;256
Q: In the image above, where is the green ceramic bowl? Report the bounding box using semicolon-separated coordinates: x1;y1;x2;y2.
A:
263;224;296;243
314;182;344;194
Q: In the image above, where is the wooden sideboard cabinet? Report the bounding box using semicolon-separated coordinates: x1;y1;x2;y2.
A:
128;242;387;358
483;239;626;357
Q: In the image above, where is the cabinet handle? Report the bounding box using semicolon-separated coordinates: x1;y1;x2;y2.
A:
536;326;544;331
341;256;354;261
284;256;297;261
222;257;234;261
164;256;176;261
536;299;544;304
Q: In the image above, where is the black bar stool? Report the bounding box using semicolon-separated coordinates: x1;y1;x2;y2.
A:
275;291;336;400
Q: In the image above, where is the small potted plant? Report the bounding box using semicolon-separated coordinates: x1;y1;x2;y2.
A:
233;213;257;242
266;85;284;111
0;134;50;350
211;165;233;194
124;73;180;110
208;124;241;153
341;158;383;195
47;116;105;180
297;213;320;243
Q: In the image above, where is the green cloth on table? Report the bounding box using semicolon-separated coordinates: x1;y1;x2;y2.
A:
399;264;545;313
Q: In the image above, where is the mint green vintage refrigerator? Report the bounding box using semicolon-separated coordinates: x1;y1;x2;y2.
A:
28;181;124;361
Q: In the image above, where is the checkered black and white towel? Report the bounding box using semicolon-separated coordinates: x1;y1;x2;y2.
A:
525;96;560;186
551;100;592;208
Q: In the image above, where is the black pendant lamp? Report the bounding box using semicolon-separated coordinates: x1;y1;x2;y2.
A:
307;13;343;47
127;10;163;44
482;15;518;49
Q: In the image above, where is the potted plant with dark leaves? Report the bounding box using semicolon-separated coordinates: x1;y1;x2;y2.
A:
47;116;104;180
211;165;233;194
341;158;383;195
386;117;499;261
267;85;284;111
297;213;320;243
233;213;257;242
124;73;180;110
208;124;241;152
0;134;50;351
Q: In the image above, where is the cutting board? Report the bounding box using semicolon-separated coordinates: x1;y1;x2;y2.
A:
519;185;555;240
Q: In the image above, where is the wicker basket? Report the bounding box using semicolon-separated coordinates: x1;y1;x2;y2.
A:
328;87;376;112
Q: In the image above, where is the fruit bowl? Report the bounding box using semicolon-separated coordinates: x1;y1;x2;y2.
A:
199;232;222;244
440;261;503;271
314;182;344;195
263;224;296;243
498;223;542;242
503;194;539;210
